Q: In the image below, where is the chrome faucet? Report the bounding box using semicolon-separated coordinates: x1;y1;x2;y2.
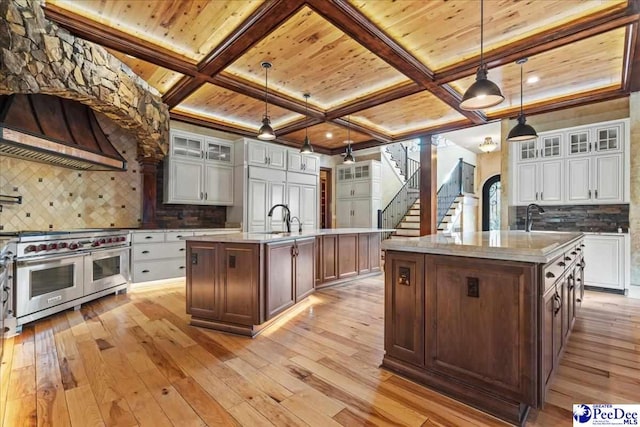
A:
267;204;291;233
525;203;545;232
290;216;302;233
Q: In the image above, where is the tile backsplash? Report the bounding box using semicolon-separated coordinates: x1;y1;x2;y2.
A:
0;123;142;232
511;204;629;232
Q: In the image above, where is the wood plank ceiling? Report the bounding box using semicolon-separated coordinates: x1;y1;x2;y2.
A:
43;0;640;155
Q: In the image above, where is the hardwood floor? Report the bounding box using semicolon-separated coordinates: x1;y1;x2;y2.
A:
1;276;638;426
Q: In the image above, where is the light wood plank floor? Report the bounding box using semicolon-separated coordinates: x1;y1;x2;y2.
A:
1;276;638;427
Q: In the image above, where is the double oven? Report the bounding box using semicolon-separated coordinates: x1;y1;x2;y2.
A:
11;230;130;329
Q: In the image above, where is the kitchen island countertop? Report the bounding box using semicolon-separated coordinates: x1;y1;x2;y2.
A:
182;228;394;243
381;230;583;263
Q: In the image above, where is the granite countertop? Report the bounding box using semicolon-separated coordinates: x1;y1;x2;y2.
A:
182;228;394;243
381;231;584;263
131;227;241;233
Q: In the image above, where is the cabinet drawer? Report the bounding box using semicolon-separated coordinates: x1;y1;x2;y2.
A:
543;255;566;292
132;259;186;283
132;232;165;243
166;231;194;242
132;242;186;261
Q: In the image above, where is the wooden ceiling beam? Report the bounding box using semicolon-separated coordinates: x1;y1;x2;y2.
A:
487;87;628;121
393;120;475;142
276;117;324;136
162;77;206;108
273;137;332;154
306;0;486;125
211;74;325;119
436;4;640;84
198;0;306;76
332;117;392;143
329;139;381;155
42;3;198;76
625;1;640;92
325;82;423;120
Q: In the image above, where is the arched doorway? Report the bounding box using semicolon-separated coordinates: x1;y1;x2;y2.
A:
482;175;501;231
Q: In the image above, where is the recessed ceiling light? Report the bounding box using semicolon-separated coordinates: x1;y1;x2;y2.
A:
527;76;539;84
326;132;333;138
125;54;136;59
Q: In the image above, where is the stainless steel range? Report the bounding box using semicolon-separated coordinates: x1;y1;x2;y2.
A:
3;229;130;332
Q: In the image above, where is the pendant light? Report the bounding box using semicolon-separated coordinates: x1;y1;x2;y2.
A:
300;93;314;153
478;136;498;153
257;61;276;140
507;58;538;141
343;116;355;164
460;0;504;111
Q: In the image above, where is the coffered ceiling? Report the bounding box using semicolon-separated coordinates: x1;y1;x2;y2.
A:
43;0;640;155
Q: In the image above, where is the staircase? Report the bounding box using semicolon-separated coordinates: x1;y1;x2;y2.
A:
437;196;463;234
391;199;421;238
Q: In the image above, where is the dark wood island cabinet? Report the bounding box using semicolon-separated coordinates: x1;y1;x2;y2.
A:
381;231;584;426
185;229;387;337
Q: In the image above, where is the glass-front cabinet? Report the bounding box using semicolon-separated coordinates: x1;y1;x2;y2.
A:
518;140;537;161
540;134;562;158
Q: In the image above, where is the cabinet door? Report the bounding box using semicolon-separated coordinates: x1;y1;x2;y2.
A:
336;200;352;228
205;139;233;164
583;235;623;289
594;123;622;153
540;134;562;158
566;157;591;202
248;141;268;166
303;155;319;174
352;180;371;198
204;165;233;205
594;154;623;202
186;242;219;319
268;145;287;170
321;235;338;282
300;185;316;230
295;238;315;301
516;163;537;204
553;286;563;364
518;140;537;161
248;179;268;231
337;234;358;279
288;151;303;172
219;244;258;325
351;199;372;228
287;183;302;222
353;164;370;179
369;234;381;272
385;251;424;367
539;160;562;203
337;165;353;182
169;159;204;203
266;241;295;319
566;272;575;333
542;289;555;387
172;132;203;159
567;130;591;156
268;181;287;231
337;183;353;199
561;276;569;340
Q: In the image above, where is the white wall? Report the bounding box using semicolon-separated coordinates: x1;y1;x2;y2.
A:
380;149;404;208
437;144;477;189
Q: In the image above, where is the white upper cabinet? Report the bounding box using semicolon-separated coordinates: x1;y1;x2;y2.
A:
287;151;319;175
336;160;381;228
512;119;628;206
248;140;287;170
164;130;234;205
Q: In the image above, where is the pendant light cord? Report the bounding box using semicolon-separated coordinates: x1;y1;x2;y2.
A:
480;0;484;68
304;95;309;139
520;63;524;116
264;65;269;118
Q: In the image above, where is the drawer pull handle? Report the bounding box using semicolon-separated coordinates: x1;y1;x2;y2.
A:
142;250;150;254
576;248;581;252
564;256;571;261
179;266;185;269
145;236;153;240
176;235;183;238
571;251;577;255
179;248;185;252
546;272;555;279
142;269;149;273
558;261;566;267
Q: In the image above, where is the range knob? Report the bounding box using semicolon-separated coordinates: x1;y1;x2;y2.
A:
106;238;113;243
92;241;100;247
120;236;127;242
25;245;36;253
68;243;78;250
58;242;68;249
37;244;47;252
48;243;58;250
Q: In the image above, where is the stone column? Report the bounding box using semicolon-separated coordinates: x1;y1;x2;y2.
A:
138;157;160;229
629;92;640;286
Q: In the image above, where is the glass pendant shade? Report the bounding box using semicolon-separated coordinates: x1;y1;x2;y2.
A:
257;116;276;140
257;61;275;140
343;145;355;164
478;136;498;153
460;67;505;110
507;115;537;141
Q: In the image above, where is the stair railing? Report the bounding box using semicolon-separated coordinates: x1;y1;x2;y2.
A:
437;158;475;227
378;162;420;240
385;142;408;179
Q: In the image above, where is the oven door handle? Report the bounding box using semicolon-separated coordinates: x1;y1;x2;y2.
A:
16;253;86;265
89;246;130;256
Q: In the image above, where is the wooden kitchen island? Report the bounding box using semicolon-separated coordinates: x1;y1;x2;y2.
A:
183;228;389;337
381;231;585;426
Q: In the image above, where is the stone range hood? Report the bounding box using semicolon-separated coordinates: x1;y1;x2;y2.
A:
0;93;127;171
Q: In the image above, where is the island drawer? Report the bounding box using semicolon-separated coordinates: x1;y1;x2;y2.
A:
543;255;566;292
